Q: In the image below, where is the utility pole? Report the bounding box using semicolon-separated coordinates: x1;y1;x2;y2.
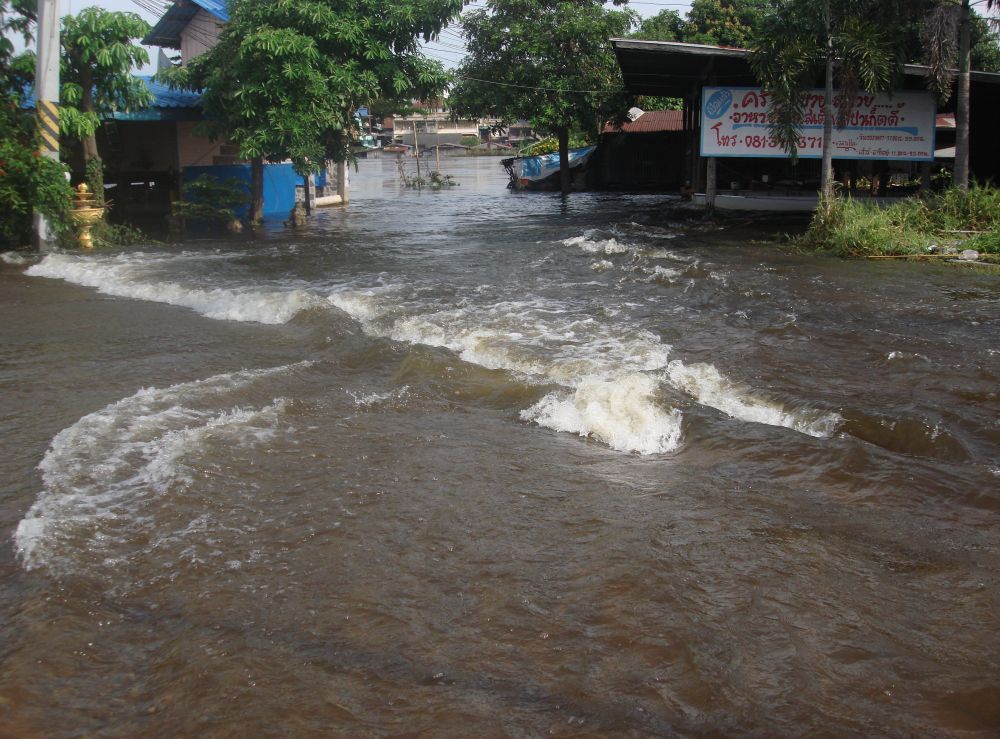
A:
33;0;61;252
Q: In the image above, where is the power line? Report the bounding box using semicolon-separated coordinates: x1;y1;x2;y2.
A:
454;74;621;94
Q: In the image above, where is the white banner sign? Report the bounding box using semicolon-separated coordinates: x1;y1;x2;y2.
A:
700;87;937;161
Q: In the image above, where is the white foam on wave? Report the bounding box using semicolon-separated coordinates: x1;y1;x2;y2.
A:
14;363;305;572
521;373;682;454
2;251;37;266
331;288;678;453
645;265;682;282
26;253;321;324
561;231;629;255
664;360;841;437
348;385;410;408
329;284;840;450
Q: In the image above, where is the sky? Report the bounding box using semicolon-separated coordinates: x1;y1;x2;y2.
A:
7;0;697;73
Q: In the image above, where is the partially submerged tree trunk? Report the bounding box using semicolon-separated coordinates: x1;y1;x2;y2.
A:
820;0;835;215
954;0;971;191
557;127;570;196
79;67;105;205
250;156;264;223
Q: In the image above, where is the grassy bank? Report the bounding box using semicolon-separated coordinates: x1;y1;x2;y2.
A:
797;186;1000;261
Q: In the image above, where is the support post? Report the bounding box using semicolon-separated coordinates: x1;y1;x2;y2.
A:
705;156;717;214
33;0;60;252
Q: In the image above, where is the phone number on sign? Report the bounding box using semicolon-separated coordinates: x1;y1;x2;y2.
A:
740;134;824;150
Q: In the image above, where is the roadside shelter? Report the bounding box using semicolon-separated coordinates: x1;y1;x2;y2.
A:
610;39;1000;205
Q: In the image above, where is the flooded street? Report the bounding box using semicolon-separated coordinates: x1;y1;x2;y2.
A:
1;156;998;735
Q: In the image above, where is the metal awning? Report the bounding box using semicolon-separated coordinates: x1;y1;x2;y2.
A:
610;38;1000;99
610;39;756;97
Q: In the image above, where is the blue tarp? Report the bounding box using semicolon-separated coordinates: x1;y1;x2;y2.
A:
183;163;297;218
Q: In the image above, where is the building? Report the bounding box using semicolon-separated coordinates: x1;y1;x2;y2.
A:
596;110;685;190
124;0;346;222
610;39;1000;206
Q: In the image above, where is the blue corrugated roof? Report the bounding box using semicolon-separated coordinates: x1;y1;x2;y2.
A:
143;0;228;48
141;76;202;109
193;0;228;22
20;77;202;112
108;76;203;119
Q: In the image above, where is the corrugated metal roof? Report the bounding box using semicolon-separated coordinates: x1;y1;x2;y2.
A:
603;110;684;134
20;76;202;113
141;76;202;109
936;113;956;129
193;0;228;22
107;77;203;120
143;0;228;48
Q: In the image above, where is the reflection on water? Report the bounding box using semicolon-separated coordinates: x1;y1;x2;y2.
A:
1;157;998;735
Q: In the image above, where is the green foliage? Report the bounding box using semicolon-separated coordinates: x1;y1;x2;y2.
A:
525;133;591;155
637;95;683;111
970;12;1000;72
88;219;148;248
751;0;902;159
450;0;637;140
458;135;481;147
85;156;104;206
429;170;457;189
0;102;73;248
631;1;775;48
164;0;461;177
58;7;153;142
632;9;686;42
171;175;251;223
685;0;773;47
799;186;1000;257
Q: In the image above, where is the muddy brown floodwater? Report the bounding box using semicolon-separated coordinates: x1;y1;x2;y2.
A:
1;157;998;735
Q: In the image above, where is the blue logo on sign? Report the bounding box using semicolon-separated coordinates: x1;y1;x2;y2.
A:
705;89;732;120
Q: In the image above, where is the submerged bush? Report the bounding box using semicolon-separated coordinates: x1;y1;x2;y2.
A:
799;186;1000;258
0;101;73;249
171;174;250;225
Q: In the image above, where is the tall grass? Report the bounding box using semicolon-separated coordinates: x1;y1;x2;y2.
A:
799;186;1000;258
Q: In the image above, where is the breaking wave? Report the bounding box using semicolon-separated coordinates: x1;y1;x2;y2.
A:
26;252;322;324
664;360;841;438
521;374;683;454
14;363;306;573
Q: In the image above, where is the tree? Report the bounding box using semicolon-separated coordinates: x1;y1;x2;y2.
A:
922;0;999;190
632;9;686;42
451;0;636;195
685;0;776;47
58;8;152;199
163;0;459;222
631;1;776;48
751;0;898;214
